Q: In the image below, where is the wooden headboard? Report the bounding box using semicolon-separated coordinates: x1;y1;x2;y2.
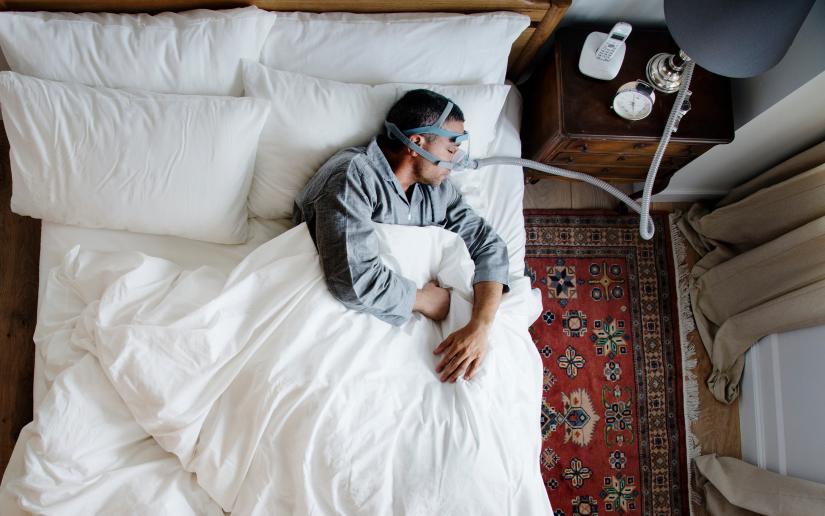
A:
0;0;570;81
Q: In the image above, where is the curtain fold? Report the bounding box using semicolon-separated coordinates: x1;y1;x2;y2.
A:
694;454;825;515
676;138;825;404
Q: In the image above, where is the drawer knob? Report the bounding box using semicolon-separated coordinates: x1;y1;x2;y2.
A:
578;143;588;152
617;155;626;161
633;143;647;150
565;156;575;163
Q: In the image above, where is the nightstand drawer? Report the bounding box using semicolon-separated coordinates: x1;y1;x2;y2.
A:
549;151;690;168
561;139;711;157
525;164;674;182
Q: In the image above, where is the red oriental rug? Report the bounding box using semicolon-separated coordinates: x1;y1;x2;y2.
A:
524;210;692;516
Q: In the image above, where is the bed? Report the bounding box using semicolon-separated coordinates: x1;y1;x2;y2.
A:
0;2;568;514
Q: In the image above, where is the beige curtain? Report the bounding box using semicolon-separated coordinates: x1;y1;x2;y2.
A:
695;454;825;515
677;139;825;404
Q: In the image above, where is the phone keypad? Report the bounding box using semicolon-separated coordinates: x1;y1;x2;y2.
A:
596;43;616;61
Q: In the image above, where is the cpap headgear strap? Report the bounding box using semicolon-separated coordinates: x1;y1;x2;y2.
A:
384;101;471;171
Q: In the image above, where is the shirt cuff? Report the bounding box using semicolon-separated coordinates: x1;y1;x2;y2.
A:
472;269;511;293
398;275;418;320
375;275;418;327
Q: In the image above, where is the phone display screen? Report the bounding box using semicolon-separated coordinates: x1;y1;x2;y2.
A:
610;34;626;40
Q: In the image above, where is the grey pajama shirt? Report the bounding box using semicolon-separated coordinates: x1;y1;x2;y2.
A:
293;137;509;326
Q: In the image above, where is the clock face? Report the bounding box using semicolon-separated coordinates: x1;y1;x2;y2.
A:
613;90;653;120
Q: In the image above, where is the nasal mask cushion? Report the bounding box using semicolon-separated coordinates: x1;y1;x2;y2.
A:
384;101;471;171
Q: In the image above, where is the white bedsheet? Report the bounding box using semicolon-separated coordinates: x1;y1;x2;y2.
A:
4;223;548;514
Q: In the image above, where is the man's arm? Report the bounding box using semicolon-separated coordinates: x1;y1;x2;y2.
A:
432;185;510;381
314;169;417;326
441;186;510;291
433;281;503;382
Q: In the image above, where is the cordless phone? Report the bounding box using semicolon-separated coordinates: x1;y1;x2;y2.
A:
595;22;632;61
579;22;633;80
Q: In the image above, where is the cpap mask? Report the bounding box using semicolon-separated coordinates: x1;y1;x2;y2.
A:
384;101;471;171
382;63;696;241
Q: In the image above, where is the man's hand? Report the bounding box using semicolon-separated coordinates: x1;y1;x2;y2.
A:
413;280;450;321
433;320;490;382
432;281;504;382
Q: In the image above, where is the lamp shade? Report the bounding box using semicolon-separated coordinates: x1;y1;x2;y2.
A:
664;0;815;78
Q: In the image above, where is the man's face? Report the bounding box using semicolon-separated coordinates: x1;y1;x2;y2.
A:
410;119;465;187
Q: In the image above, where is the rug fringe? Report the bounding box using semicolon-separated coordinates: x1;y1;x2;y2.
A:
670;213;703;514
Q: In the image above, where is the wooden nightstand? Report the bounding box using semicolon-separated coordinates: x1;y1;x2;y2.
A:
520;26;734;193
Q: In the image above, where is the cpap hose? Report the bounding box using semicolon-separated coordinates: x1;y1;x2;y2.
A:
466;60;695;240
472;155;657;237
638;60;695;240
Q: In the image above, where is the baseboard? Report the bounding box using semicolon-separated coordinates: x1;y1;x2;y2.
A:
740;341;764;468
739;334;787;475
632;184;728;203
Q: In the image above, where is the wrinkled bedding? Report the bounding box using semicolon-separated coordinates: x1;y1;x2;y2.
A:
2;223;549;515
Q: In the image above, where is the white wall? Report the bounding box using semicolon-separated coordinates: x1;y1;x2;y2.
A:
739;326;825;485
652;68;825;200
0;50;5;120
732;0;825;129
559;0;664;28
653;0;825;201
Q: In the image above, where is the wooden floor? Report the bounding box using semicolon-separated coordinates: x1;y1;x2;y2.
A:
0;132;740;491
1;128;39;477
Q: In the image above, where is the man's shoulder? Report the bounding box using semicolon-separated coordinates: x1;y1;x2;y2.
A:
322;144;366;170
323;145;382;181
316;146;382;193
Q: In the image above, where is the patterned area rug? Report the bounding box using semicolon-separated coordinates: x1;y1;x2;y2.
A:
524;210;691;516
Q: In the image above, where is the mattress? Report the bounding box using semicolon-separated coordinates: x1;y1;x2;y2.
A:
0;84;552;514
31;84;529;407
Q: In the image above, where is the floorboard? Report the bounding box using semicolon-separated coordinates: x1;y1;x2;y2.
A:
0;125;39;477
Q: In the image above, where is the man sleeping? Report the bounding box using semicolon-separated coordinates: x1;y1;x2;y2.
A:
293;89;509;384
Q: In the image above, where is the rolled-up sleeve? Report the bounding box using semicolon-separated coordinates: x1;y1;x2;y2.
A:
313;169;417;326
443;186;510;292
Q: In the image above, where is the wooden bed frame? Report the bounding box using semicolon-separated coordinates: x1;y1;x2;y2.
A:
0;0;569;476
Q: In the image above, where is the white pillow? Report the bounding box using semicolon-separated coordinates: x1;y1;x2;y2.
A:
241;61;510;220
260;11;530;85
0;72;271;244
0;7;276;95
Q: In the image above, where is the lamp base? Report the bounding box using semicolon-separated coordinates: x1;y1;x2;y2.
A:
646;50;691;93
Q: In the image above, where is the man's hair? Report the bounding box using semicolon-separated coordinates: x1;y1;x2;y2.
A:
378;89;465;152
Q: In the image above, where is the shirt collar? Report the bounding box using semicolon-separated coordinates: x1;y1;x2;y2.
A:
367;136;419;202
366;137;397;183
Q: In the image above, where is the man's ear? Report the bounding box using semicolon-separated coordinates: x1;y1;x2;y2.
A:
408;135;424;157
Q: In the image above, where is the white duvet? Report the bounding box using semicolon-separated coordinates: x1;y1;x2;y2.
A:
1;223;550;515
